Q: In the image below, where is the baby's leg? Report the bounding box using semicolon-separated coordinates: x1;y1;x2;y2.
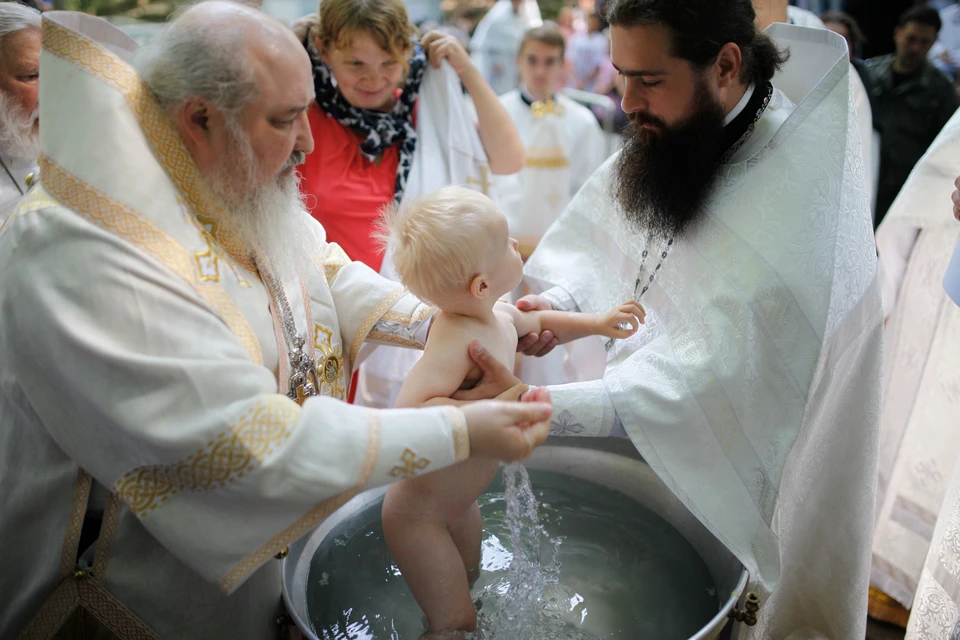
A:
448;500;482;587
382;460;498;632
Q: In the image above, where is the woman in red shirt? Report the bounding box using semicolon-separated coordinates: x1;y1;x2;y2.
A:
297;0;524;272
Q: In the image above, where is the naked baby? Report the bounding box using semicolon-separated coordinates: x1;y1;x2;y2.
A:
378;185;645;634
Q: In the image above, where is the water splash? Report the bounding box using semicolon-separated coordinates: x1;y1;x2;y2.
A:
467;464;592;640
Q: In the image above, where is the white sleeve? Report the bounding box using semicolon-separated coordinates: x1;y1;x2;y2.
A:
877;224;920;319
546;379;620;437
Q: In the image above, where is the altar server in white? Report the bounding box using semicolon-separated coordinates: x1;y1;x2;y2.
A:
497;24;607;258
459;1;883;637
495;23;608;387
870;107;960;627
0;2;40;224
469;0;541;96
0;6;553;639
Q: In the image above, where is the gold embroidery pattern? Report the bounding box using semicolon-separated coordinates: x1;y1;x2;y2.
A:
19;579;79;640
92;493;122;580
322;243;352;283
2;185;60;232
188;213;251;287
313;323;346;400
112;396;300;517
349;287;406;373
389;448;431;479
39;157;263;366
81;579;161;639
366;331;424;350
448;407;470;462
219;409;383;594
59;468;92;577
380;302;435;325
42;19;256;274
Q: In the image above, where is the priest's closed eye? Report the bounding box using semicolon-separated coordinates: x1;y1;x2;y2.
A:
640;80;661;88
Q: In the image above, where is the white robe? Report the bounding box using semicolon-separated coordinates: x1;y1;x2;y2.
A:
469;0;541;96
787;6;880;215
525;24;882;638
873;108;960;617
0;150;37;225
0;14;470;640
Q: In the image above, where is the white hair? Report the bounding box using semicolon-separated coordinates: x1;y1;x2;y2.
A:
0;4;41;44
133;5;259;117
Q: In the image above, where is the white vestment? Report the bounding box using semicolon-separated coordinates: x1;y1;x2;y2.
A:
496;88;608;387
0;14;471;640
469;0;541;96
0;150;37;225
355;61;497;408
787;7;880;214
526;25;882;638
872;107;960;615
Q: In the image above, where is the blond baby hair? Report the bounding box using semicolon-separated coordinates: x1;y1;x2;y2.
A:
377;186;501;304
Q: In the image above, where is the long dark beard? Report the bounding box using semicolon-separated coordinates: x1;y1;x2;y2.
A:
614;81;727;242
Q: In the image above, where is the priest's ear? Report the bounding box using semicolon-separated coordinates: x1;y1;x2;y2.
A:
712;42;744;91
177;96;227;172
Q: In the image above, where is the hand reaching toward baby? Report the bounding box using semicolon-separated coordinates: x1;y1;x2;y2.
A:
596;300;646;339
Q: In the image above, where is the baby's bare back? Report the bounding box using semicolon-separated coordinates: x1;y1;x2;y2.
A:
397;310;520;522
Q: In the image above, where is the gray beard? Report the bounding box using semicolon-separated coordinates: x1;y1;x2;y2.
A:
0;90;39;161
206;123;312;282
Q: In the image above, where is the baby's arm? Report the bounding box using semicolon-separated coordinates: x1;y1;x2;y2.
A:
394;322;475;409
499;300;646;344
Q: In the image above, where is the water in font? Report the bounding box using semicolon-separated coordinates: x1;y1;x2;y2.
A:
307;467;719;639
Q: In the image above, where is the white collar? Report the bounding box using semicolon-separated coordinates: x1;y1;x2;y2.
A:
723;83;756;126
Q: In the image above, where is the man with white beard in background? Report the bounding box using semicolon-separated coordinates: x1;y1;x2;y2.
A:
0;5;554;638
0;2;39;223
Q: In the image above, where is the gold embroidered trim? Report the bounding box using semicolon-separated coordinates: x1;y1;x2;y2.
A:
92;493;122;581
366;331;424;350
448;407;470;462
3;185;60;232
322;243;352;283
348;287;406;372
41;19;256;273
81;579;161;639
39;157;263;366
219;408;383;594
525;156;571;169
18;579;79;640
380;302;435;325
59;468;92;578
112;395;301;517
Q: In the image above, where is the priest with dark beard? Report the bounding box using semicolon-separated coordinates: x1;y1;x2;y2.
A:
455;0;884;637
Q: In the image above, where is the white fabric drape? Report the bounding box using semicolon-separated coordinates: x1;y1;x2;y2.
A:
469;0;541;96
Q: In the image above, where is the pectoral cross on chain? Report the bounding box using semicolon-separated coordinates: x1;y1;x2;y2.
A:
466;166;492;196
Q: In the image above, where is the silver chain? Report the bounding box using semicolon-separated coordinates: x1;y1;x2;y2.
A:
605;237;674;352
264;269;319;403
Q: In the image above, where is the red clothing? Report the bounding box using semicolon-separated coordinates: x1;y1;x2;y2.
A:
300;102;401;273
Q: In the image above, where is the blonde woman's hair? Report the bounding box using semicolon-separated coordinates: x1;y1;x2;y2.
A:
317;0;417;68
377;186;501;304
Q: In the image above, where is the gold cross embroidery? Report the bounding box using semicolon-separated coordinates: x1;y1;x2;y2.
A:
389;448;431;479
466;166;492;196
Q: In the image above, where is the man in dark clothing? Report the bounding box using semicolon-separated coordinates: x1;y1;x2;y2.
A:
866;4;959;227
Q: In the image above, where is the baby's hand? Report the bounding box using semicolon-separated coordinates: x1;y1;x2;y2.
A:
597;301;646;339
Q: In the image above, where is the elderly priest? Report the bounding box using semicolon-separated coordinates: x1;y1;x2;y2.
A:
0;5;553;639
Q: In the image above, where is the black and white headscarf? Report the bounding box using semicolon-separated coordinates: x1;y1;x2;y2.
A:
309;44;427;204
